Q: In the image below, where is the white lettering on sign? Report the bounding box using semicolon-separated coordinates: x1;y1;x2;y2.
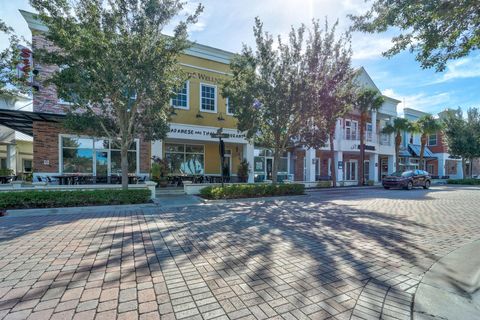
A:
167;124;248;144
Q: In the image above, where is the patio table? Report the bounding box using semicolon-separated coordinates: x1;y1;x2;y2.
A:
0;176;15;184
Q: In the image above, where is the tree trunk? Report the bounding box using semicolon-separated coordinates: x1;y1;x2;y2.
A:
420;133;427;170
470;158;474;178
121;142;129;190
395;131;402;172
359;112;366;186
272;148;280;184
329;130;337;188
462;158;466;179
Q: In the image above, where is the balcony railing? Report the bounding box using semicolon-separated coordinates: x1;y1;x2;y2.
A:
343;131;376;143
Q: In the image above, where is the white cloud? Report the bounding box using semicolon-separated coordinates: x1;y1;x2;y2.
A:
431;55;480;84
352;36;393;60
382;88;451;116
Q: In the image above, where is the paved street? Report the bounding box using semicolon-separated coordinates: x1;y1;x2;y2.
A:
1;185;480;320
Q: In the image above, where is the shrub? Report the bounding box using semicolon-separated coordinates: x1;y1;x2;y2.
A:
366;180;374;186
0;189;151;210
447;178;480;185
317;181;331;188
200;183;305;200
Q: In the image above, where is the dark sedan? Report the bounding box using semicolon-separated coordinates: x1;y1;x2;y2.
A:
382;170;431;190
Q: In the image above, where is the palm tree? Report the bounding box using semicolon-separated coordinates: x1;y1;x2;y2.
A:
415;114;443;170
354;88;384;185
382;118;413;172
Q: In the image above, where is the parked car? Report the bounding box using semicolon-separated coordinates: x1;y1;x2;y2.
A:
382;170;431;190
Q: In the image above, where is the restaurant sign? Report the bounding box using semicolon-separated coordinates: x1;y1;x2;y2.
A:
168;123;248;144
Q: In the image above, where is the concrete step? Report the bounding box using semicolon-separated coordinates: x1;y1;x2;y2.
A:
155;188;185;195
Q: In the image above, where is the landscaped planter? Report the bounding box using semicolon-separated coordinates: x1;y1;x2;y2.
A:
0;189;152;210
199;183;305;200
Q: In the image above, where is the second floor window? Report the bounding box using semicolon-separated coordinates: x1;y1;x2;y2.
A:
171;81;189;109
226;97;234;115
428;133;437;146
201;84;216;112
345;119;358;140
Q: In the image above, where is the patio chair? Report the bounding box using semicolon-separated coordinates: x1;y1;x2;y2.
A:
137;176;146;184
46;176;59;185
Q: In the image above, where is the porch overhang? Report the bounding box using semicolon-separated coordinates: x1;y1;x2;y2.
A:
0;109;65;136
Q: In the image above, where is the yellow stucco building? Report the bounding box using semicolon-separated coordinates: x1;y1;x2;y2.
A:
151;44;255;182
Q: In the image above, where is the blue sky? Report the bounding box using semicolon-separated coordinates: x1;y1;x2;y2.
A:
2;0;479;116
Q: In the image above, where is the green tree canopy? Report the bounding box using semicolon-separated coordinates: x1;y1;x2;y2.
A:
30;0;202;188
354;88;384;185
350;0;480;71
298;19;356;187
222;17;305;183
0;19;31;96
442;107;480;177
415;114;443;170
382;117;414;171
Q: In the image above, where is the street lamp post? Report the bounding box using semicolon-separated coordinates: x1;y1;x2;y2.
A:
211;128;230;187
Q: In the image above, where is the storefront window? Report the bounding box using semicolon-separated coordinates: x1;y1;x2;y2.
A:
61;136;138;174
165;143;204;175
62;137;94;173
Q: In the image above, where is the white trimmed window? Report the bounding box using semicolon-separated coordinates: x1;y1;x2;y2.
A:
200;83;217;112
171;81;189;109
428;133;437;146
226;97;234;115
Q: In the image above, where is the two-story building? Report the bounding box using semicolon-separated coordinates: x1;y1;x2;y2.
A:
10;10;406;186
401;108;463;179
17;10;254;183
284;68;399;186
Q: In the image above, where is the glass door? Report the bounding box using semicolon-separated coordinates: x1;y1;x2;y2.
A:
345;160;357;181
266;158;273;180
364;160;370;182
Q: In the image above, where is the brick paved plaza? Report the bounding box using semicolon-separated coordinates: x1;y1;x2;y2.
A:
1;186;480;320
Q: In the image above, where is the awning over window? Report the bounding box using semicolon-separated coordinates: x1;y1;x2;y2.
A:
0;109;65;137
408;144;436;158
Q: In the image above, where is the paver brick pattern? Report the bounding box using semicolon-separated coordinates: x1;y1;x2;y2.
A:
1;186;480;320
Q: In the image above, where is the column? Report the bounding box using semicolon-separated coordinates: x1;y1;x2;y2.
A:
6;144;16;174
438;155;446;177
387;155;395;174
371;110;377;143
243;143;254;183
369;153;379;182
151;140;163;161
334;151;343;182
305;148;316;182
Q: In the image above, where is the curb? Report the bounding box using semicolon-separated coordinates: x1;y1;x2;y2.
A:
413;238;480;319
4;203;159;218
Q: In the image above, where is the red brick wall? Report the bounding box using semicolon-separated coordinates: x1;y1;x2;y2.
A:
32;34;67;114
425;159;438;176
428;132;448;153
317;150;333;177
294;149;305;181
139;139;151;173
33;121;61;173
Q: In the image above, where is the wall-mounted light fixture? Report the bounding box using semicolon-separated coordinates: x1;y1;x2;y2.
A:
217;112;225;121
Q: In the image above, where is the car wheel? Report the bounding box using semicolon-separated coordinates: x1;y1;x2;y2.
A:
383;186;390;190
423;180;431;189
406;181;413;190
